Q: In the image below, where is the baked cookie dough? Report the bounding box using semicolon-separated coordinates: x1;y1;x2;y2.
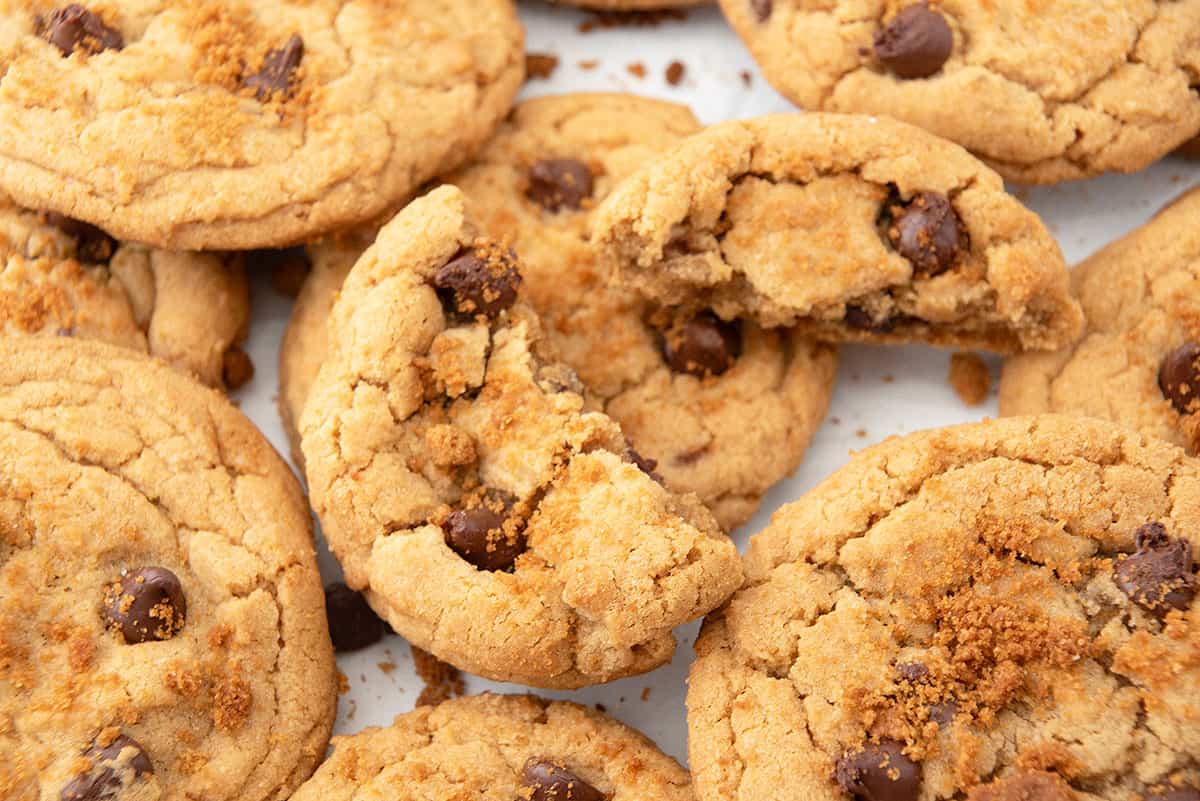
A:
0;337;336;801
291;693;693;801
593;113;1082;354
0;0;524;249
688;414;1199;801
1000;186;1200;454
719;0;1200;184
299;186;743;688
0;197;251;389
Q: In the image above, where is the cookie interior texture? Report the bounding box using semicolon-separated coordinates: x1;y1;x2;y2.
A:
1000;186;1200;455
0;337;336;801
592;113;1083;354
299;185;743;688
687;414;1198;801
0;0;525;249
719;0;1200;184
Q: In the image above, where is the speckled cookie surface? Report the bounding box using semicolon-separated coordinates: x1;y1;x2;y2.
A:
0;197;251;389
593;113;1082;354
298;186;743;688
0;0;524;249
0;338;336;801
719;1;1200;184
688;415;1199;801
291;693;692;801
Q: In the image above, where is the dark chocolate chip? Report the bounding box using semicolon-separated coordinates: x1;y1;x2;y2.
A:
663;312;742;378
928;700;957;727
39;4;123;56
1114;522;1195;616
43;212;116;264
526;159;594;212
845;305;897;334
887;192;966;277
1144;786;1200;801
442;506;525;572
628;448;659;478
835;740;921;801
895;662;929;682
102;567;186;644
431;248;522;320
323;582;389;652
245;34;304;101
1159;342;1200;415
60;734;152;801
750;0;772;23
874;4;952;79
520;758;606;801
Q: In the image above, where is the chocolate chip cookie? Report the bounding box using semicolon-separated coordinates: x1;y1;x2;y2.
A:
0;196;251;389
0;0;524;249
1000;186;1200;454
0;337;336;801
298;185;743;688
290;693;692;801
593;113;1083;353
688;414;1199;801
719;1;1200;184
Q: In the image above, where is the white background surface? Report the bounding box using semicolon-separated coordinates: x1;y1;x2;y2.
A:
232;1;1200;765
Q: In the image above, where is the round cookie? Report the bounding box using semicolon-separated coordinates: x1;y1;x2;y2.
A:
290;693;693;801
1000;187;1200;455
0;338;336;801
0;0;524;249
688;414;1199;801
592;113;1083;353
0;196;252;389
299;185;743;688
718;1;1200;184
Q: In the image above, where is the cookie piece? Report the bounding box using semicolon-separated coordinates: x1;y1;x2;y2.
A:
0;1;524;249
0;197;251;389
688;415;1199;801
719;1;1200;184
592;113;1083;353
291;693;692;801
298;186;743;688
1000;187;1200;454
0;338;336;801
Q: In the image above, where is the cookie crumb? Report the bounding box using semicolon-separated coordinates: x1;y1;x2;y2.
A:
578;59;599;71
882;373;895;383
640;687;651;701
377;660;396;676
336;670;350;695
739;69;753;87
525;52;559;80
665;60;686;86
855;428;868;438
412;646;464;707
948;351;991;406
627;62;647;79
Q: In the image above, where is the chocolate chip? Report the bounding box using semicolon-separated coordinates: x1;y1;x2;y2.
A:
60;734;152;801
628;447;659;478
442;506;525;572
102;567;186;644
526;159;594;212
1159;342;1200;415
845;305;897;334
38;5;123;56
663;312;742;378
895;662;929;682
323;582;389;652
928;700;957;727
1145;786;1200;801
43;212;116;264
520;758;606;801
431;248;522;320
835;741;921;801
245;34;304;101
874;4;952;79
1114;522;1195;616
750;0;772;22
887;192;966;277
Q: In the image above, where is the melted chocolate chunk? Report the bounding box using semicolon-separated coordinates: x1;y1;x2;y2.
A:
874;4;952;79
102;567;186;644
835;741;921;801
663;313;742;377
520;758;606;801
324;582;389;652
887;192;966;277
1159;342;1200;414
245;34;304;101
39;5;123;56
431;249;522;320
60;734;152;801
526;159;594;212
442;505;525;572
1114;522;1195;615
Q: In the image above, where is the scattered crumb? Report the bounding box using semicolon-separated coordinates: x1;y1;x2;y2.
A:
578;59;599;71
855;428;868;439
739;69;752;87
579;10;686;34
948;351;992;406
376;660;396;676
525;52;559;80
335;670;350;695
595;703;607;713
640;687;652;701
665;60;685;86
346;700;356;721
412;645;465;707
627;62;647;79
619;696;626;703
882;374;895;384
831;416;841;425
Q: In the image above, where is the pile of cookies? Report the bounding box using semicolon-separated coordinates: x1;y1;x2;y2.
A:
0;2;1197;801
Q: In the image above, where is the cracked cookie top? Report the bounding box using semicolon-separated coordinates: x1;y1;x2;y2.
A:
0;0;524;249
592;113;1083;354
0;337;336;801
687;414;1199;801
291;693;693;801
1000;186;1200;457
298;185;743;689
719;1;1200;184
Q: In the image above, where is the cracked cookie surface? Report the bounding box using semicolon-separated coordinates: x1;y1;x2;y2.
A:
0;196;251;389
719;0;1200;184
592;113;1083;354
291;693;693;801
1000;187;1200;456
0;0;524;249
298;185;743;688
687;414;1199;801
0;337;336;801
